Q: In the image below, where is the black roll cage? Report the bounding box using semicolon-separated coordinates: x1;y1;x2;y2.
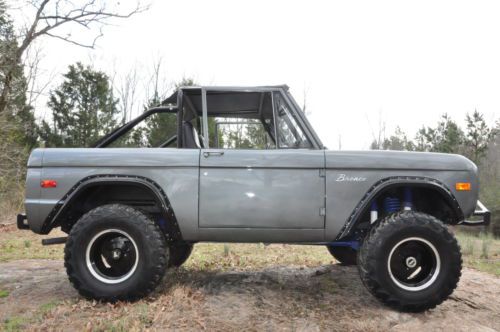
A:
93;106;178;148
93;86;324;149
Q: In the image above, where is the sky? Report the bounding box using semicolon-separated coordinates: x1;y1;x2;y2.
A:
11;0;500;149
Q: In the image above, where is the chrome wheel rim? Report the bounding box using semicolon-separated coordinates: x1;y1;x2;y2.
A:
85;229;139;284
387;237;441;291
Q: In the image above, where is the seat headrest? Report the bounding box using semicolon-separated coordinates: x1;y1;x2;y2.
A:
182;121;201;149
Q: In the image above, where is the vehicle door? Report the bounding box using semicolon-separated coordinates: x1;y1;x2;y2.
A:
198;89;325;234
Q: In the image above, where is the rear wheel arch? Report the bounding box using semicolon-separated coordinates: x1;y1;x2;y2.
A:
42;174;183;242
337;177;464;240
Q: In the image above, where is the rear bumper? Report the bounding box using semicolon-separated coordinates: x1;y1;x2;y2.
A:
17;214;29;230
460;201;491;226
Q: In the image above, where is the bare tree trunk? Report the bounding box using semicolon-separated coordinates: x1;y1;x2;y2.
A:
0;0;147;114
118;65;139;123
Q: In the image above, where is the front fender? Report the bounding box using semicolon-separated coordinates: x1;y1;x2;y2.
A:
335;176;464;240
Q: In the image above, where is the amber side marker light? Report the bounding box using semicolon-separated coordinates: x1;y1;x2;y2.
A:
41;180;57;188
455;182;471;191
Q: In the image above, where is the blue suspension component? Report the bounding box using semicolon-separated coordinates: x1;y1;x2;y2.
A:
384;197;401;213
403;187;413;210
370;200;378;223
328;241;360;250
158;218;167;230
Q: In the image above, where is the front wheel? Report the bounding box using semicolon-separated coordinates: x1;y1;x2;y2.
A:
64;204;168;301
358;211;462;312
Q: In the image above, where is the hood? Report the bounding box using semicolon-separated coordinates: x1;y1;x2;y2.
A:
325;150;477;172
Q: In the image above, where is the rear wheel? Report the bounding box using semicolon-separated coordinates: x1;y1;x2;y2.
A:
64;204;168;301
358;211;462;312
326;246;357;265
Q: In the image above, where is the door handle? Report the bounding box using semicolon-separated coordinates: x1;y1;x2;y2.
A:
203;151;225;158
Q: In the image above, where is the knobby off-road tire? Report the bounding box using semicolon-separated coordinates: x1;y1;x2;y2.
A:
64;204;168;301
327;246;357;266
168;243;193;267
358;211;462;312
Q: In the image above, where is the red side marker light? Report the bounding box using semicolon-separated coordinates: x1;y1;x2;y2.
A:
41;180;57;188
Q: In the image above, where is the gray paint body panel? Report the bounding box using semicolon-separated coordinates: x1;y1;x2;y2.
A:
22;87;480;243
27;148;200;237
25;147;479;242
40;148;199;167
199;149;325;232
324;150;478;240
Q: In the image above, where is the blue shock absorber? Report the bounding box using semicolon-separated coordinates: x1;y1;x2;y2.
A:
370;200;378;223
384;197;401;213
403;187;413;210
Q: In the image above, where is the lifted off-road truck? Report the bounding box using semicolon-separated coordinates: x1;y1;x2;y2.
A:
17;85;490;312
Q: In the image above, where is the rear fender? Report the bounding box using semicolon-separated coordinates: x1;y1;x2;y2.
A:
41;174;182;241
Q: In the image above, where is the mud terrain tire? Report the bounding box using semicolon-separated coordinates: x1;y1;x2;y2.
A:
168;243;193;267
64;204;168;301
358;211;462;312
327;246;357;265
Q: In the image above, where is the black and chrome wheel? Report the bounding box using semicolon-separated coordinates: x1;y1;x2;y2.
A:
65;204;168;301
387;237;440;291
86;229;139;284
358;211;462;312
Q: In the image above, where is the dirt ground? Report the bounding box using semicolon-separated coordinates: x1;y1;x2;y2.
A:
1;258;499;331
1;221;499;331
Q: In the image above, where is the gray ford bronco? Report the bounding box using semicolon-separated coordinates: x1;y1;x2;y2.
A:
17;85;490;312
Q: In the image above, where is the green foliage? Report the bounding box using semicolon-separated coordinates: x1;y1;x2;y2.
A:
40;62;119;147
0;0;37;148
372;126;416;151
378;114;499;234
146;78;195;147
148;77;195;146
415;114;464;153
109;77;197;148
464;110;495;163
3;316;26;331
0;289;9;298
0;2;37;213
481;238;491;259
455;231;500;276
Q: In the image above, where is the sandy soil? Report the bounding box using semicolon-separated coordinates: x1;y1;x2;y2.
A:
0;259;499;331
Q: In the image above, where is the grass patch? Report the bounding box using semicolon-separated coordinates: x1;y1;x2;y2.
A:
455;230;500;276
2;300;61;331
3;316;27;331
184;243;333;271
0;289;9;298
0;225;64;262
1;222;498;276
38;301;58;316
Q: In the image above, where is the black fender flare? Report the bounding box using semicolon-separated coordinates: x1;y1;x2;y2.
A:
335;176;464;240
41;174;182;242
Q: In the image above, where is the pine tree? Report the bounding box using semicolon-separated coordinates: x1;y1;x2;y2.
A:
464;110;494;163
0;0;37;148
414;114;464;153
41;63;119;147
0;0;37;208
145;77;194;147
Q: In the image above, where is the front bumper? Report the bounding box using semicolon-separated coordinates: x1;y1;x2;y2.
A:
17;214;29;230
460;201;491;226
